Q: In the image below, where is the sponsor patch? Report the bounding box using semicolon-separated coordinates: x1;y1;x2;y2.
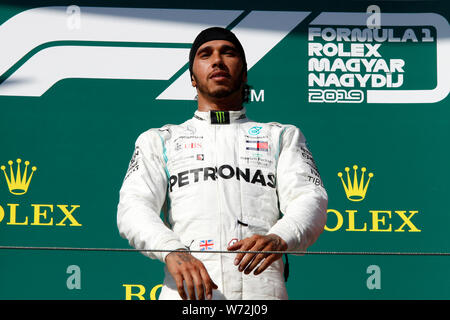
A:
246;140;269;152
199;240;214;251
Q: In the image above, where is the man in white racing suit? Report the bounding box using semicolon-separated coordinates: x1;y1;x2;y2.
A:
117;27;328;300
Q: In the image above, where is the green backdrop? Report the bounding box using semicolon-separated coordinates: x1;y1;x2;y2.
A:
0;0;449;299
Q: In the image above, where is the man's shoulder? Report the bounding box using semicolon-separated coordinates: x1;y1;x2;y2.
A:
137;120;192;141
244;118;298;133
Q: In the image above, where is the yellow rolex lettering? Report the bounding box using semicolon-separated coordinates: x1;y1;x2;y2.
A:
0;205;4;223
345;210;367;231
395;211;421;232
150;284;163;300
324;209;344;232
123;284;146;300
56;205;81;226
369;210;392;232
6;203;28;225
31;204;54;226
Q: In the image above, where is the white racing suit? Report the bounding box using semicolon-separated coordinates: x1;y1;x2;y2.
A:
117;107;328;300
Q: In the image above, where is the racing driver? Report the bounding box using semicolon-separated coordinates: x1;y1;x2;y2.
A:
117;27;328;300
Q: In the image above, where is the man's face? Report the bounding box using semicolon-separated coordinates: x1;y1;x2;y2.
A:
191;40;247;100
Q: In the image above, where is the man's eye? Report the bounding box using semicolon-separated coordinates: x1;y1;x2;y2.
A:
199;52;210;58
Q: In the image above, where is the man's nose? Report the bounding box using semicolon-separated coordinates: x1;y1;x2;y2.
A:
211;51;225;67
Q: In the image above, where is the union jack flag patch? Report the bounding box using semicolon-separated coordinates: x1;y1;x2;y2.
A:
199;240;214;251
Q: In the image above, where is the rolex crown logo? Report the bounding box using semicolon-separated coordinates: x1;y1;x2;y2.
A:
338;165;373;202
1;158;37;195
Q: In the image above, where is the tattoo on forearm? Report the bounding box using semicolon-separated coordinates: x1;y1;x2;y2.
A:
175;252;195;265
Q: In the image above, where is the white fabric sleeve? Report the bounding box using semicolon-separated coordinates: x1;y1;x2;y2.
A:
268;125;328;252
117;130;186;263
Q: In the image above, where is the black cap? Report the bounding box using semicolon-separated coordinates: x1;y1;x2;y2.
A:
189;27;247;79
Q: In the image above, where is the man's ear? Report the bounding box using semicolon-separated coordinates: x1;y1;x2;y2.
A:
242;69;248;83
191;74;197;87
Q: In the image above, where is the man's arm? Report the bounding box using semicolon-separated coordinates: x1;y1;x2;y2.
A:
117;130;186;262
268;125;328;251
117;130;217;299
165;250;218;300
228;125;328;275
227;234;287;275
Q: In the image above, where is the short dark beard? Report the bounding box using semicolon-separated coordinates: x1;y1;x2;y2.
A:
193;68;245;100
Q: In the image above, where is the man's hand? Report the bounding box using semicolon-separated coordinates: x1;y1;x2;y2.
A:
227;234;288;275
165;250;218;300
